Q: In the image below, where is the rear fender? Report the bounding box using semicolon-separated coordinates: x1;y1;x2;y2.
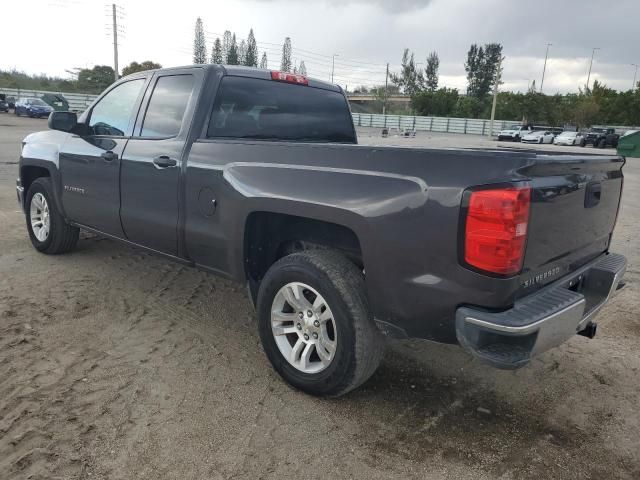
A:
223;161;429;297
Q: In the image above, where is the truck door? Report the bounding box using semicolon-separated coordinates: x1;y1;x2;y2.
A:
59;78;147;236
120;70;200;255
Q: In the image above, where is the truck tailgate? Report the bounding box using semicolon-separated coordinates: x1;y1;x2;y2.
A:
519;154;624;292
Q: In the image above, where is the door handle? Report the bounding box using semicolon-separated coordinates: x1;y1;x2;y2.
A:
153;155;178;168
101;151;118;161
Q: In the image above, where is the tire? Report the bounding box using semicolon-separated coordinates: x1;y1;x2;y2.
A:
257;250;384;397
598;139;606;148
25;177;79;254
580;140;586;147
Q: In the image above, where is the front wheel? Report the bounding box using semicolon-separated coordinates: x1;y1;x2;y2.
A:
257;250;384;397
26;177;79;254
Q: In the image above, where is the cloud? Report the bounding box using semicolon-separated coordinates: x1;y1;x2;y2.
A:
249;0;434;13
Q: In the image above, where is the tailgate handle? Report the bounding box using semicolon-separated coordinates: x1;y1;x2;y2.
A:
585;181;601;208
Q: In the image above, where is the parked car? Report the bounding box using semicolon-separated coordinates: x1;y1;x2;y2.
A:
16;65;627;396
581;127;620;148
14;97;54;118
553;131;583;146
6;96;16;109
0;95;8;112
498;124;532;141
521;130;555;144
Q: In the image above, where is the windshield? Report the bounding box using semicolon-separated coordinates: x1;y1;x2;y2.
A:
27;98;47;106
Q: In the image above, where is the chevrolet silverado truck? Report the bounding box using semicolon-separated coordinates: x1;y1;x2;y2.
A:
16;65;627;396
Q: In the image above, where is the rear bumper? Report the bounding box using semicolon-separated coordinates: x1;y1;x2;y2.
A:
456;253;627;369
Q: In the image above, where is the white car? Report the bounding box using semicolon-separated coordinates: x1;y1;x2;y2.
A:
498;125;532;141
522;130;555;144
553;131;583;146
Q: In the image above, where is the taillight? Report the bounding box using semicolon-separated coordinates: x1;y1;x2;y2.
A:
463;186;531;276
270;71;308;85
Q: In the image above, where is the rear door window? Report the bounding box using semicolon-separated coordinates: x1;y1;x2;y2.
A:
140;74;195;138
207;76;355;143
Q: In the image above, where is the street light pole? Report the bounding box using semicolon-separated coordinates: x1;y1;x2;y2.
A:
586;47;600;91
383;63;389;115
331;54;338;84
540;43;552;93
632;64;639;90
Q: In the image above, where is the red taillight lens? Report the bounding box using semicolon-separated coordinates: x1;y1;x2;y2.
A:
464;186;531;276
270;71;308;85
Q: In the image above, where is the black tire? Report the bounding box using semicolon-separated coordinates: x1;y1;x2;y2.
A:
598;138;606;148
25;177;79;254
580;139;586;147
257;250;384;397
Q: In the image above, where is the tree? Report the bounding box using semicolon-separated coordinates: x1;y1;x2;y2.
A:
245;29;258;67
465;43;503;98
77;65;115;93
390;49;424;95
222;31;232;64
227;34;239;65
122;61;161;77
281;37;292;72
238;40;247;66
193;17;207;64
411;87;459;116
298;60;307;76
211;38;223;64
259;52;268;69
424;51;439;91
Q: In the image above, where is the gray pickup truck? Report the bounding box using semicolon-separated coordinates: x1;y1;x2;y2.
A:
17;65;627;396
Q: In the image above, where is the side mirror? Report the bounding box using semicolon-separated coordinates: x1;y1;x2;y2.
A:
48;111;77;132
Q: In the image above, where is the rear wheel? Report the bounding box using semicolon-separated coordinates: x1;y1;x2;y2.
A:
257;250;384;397
26;178;79;254
598;138;606;148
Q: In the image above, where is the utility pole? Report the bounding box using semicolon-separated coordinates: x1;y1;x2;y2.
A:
331;54;338;83
632;64;639;90
586;47;600;92
488;56;503;139
112;3;119;81
382;63;389;115
540;43;552;93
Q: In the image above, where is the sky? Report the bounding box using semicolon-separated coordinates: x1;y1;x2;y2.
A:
1;0;639;94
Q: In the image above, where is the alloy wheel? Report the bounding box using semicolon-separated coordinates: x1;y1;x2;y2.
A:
30;193;50;242
271;282;337;374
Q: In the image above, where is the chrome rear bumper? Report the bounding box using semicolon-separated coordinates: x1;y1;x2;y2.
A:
456;253;627;369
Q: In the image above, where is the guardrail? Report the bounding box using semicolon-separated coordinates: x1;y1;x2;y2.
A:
352;113;515;135
4;88;637;137
0;87;98;112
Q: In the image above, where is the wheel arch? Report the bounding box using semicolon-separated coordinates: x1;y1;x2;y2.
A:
243;211;365;304
20;160;64;216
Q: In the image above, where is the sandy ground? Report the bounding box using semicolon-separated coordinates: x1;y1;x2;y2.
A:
1;114;639;479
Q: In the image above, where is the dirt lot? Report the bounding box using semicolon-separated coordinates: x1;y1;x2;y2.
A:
1;115;639;479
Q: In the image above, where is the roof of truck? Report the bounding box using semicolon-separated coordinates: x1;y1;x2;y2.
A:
124;64;342;93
